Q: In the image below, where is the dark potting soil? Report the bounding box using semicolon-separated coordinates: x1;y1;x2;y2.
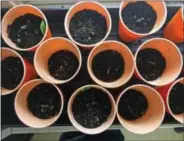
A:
136;48;166;81
169;83;184;114
118;89;148;120
121;1;157;33
69;10;107;45
2;57;24;90
72;88;111;128
8;13;44;48
48;50;79;80
27;83;61;119
92;50;125;82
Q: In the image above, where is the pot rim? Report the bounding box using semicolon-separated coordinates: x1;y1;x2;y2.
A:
134;37;183;86
1;47;26;95
116;84;165;134
87;40;134;88
67;84;117;134
119;1;167;36
166;77;184;123
2;4;49;51
64;1;112;48
14;79;64;128
34;37;82;84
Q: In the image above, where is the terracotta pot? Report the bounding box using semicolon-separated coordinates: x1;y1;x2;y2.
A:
119;1;167;42
88;41;134;88
64;1;112;49
157;78;184;123
68;85;116;134
15;79;64;128
135;38;183;86
1;47;37;95
164;7;184;43
34;37;82;84
2;4;51;51
117;84;165;134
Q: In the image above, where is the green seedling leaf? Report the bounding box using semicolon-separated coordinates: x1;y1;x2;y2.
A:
40;20;46;35
81;87;91;92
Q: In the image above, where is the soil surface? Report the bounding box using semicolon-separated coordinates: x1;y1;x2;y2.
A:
72;88;111;128
8;13;44;48
136;48;166;81
92;50;124;82
121;1;157;33
69;10;107;45
27;83;61;119
2;57;24;90
48;50;79;80
118;89;148;120
169;82;184;114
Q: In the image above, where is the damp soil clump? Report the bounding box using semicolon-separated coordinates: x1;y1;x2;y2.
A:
27;83;61;119
118;89;148;120
8;13;44;48
169;82;184;114
69;10;107;45
92;50;125;82
48;50;79;80
121;1;157;33
136;48;166;81
72;88;111;128
2;57;24;90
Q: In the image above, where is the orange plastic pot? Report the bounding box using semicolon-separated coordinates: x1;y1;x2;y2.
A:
157;78;184;123
15;79;64;128
65;1;112;49
68;85;116;134
164;7;184;43
34;37;82;84
87;41;134;88
135;38;183;86
117;84;165;134
2;4;51;51
119;1;167;42
1;47;37;95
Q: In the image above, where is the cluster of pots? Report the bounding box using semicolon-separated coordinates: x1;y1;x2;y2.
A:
1;1;184;135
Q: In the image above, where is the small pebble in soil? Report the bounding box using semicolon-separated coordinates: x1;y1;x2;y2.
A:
118;89;148;120
72;88;111;128
121;1;157;33
169;82;184;114
8;13;44;48
92;50;125;82
48;50;79;80
2;57;24;90
136;48;166;81
69;10;107;45
27;83;61;119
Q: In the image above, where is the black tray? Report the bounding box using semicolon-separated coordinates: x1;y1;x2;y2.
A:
1;6;184;127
